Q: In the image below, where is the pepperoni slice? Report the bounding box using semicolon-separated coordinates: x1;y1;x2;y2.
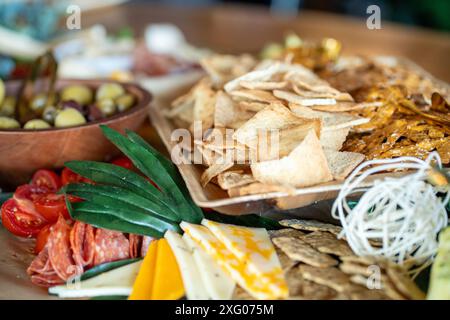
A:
129;234;142;259
70;221;95;269
28;246;65;287
47;216;79;281
140;236;154;257
93;229;130;265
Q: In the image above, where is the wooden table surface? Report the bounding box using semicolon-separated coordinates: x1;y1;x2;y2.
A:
84;3;450;82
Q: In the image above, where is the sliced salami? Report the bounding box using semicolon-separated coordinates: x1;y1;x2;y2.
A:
93;229;130;265
140;236;154;257
47;216;79;281
129;234;142;258
70;221;95;269
31;273;64;288
27;246;54;276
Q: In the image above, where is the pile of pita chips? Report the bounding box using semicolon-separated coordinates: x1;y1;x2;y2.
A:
267;219;425;300
168;55;370;196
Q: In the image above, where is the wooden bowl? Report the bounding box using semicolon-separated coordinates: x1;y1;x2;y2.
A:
0;79;152;189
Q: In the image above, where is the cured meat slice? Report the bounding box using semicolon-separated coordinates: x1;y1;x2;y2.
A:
31;273;65;288
141;236;154;257
27;246;54;276
94;229;130;265
70;221;95;269
47;217;80;281
129;234;142;259
28;246;65;287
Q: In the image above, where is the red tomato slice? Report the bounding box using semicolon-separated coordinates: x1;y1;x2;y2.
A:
1;199;47;238
111;156;134;170
13;184;49;217
34;194;70;222
31;169;61;192
34;224;51;254
61;167;91;186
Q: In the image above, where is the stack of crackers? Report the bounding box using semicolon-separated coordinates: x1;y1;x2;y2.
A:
233;219;425;300
166;54;375;197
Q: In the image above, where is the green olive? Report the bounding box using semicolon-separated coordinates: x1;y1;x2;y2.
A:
0;116;20;129
115;94;135;112
54;108;86;128
96;99;117;117
0;79;5;106
23;119;51;130
60;85;93;105
29;93;56;116
0;96;16;117
42;105;58;124
96;83;125;101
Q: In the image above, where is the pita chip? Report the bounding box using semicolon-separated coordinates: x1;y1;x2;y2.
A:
324;149;365;180
274;90;337;107
217;170;256;190
251;130;333;188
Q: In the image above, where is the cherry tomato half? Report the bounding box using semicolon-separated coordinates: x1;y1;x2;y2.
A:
34;194;70;222
111;156;134;170
61;167;91;186
1;199;47;238
34;224;52;254
13;184;49;217
31;169;61;192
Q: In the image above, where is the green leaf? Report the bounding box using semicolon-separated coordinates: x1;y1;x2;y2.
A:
72;201;180;234
65;161;178;216
80;258;142;281
204;211;282;230
101;125;203;223
65;197;169;237
126;129;203;221
64;183;180;223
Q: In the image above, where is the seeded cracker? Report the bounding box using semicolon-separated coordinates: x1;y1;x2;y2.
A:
272;236;338;268
279;219;342;235
301;231;354;256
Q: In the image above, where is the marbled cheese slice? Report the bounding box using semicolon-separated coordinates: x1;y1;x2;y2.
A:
180;221;287;299
201;219;288;299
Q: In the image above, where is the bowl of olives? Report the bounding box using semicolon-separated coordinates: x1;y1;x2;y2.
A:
0;78;151;188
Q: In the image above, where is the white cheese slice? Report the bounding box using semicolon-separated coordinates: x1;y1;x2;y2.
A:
164;230;209;300
49;260;142;298
183;232;235;300
180;221;287;299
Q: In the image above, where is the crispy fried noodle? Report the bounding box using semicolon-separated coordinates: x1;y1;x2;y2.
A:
332;152;449;277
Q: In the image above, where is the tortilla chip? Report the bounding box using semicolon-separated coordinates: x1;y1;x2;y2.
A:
274;90;337;107
233;103;315;148
216;170;255;190
292;85;354;102
230;89;279;103
200;158;234;187
224;63;281;92
238;101;269;112
191;79;216;131
324;149;365;180
289;104;369;129
251;130;333;188
272;236;338;268
214;91;253;128
311;101;383;112
227;182;295;197
240;80;288;90
320;127;351;151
